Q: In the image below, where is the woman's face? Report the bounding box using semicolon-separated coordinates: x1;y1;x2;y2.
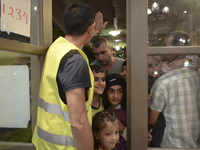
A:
148;60;161;78
120;66;127;81
107;85;123;109
93;71;106;95
95;121;119;150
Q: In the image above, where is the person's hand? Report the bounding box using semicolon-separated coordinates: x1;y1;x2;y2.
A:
118;121;125;133
148;129;153;144
93;12;108;36
148;94;152;101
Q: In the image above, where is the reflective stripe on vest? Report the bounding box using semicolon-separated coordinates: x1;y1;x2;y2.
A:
38;97;70;122
37;126;75;147
37;97;75;147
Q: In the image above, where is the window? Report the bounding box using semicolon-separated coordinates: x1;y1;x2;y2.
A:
127;0;200;149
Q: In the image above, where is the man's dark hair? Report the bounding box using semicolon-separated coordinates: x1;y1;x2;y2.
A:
92;37;109;48
64;2;95;36
166;31;192;46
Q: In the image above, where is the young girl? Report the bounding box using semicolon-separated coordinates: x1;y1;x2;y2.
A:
92;110;120;150
103;74;127;150
147;56;165;147
148;56;162;94
90;65;106;116
103;74;153;148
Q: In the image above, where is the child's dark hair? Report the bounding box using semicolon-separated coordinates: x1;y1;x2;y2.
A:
92;110;119;150
90;65;105;74
121;60;127;68
103;74;127;110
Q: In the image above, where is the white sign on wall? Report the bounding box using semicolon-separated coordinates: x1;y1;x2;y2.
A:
0;65;30;128
1;0;31;37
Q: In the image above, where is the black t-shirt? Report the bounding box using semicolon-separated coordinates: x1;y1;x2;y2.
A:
56;51;91;104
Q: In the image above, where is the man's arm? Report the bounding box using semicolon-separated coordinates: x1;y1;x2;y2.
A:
66;88;93;150
148;108;160;126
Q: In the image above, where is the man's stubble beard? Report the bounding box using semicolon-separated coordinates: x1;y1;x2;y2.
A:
100;54;112;66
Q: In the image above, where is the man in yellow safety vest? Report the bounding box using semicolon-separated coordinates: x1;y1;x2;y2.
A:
32;2;107;150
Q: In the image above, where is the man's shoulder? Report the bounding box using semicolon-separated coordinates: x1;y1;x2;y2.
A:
162;67;198;77
63;50;83;60
157;67;199;85
61;51;88;69
116;57;125;62
156;70;178;85
114;57;125;67
50;36;68;48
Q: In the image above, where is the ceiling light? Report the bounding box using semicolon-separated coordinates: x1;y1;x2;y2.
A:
109;30;120;36
162;7;169;13
34;6;37;11
116;45;120;50
152;2;159;12
184;60;189;67
147;8;152;15
115;39;121;42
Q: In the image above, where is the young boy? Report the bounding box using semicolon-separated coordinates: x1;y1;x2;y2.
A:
90;65;106;116
120;60;127;81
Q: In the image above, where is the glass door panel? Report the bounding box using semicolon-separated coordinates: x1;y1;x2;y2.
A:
148;0;200;47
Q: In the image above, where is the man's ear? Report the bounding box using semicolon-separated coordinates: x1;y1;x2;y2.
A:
94;132;99;140
110;47;113;52
87;24;94;36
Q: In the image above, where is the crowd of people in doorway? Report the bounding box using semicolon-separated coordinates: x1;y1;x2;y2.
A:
89;35;134;150
31;1;200;150
31;2;132;150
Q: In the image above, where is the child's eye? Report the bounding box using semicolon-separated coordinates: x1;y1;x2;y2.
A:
115;131;119;134
148;64;153;68
101;77;105;82
118;90;123;94
109;90;114;93
106;132;111;136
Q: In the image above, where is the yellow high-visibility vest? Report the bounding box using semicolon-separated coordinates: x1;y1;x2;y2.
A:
32;37;94;150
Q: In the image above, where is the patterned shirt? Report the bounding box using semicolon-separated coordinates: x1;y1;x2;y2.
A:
149;67;200;148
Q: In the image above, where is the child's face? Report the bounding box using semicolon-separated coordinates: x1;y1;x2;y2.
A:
107;85;123;109
96;121;119;150
120;66;127;81
93;71;106;95
148;60;161;78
